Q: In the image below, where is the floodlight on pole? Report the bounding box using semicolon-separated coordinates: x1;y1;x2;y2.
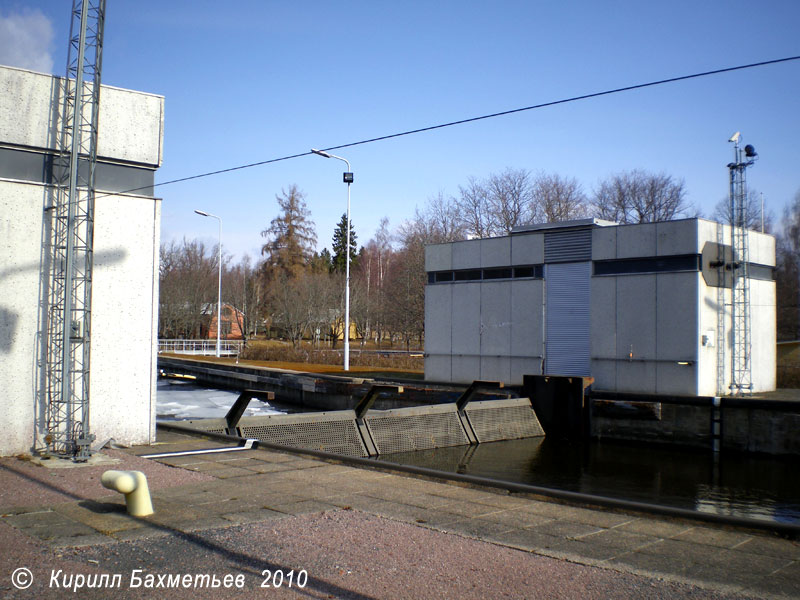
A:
311;148;353;371
194;209;222;358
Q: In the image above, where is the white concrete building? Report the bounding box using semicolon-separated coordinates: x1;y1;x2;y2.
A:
0;65;164;456
425;218;776;396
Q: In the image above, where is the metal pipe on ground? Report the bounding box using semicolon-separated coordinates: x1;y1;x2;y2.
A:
101;470;154;517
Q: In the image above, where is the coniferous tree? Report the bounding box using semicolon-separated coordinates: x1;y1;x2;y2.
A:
260;185;317;279
331;213;358;273
312;248;334;273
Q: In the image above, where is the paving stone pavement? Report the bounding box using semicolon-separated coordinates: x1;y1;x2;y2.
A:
1;429;798;599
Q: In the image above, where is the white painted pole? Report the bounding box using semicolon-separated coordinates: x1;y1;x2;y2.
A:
344;178;351;371
216;216;222;358
310;149;353;371
194;210;222;358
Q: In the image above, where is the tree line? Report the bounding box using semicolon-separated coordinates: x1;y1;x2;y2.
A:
159;167;799;347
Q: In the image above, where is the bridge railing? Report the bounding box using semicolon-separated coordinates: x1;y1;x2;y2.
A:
158;339;244;357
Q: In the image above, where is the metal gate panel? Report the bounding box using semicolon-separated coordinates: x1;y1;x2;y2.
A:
364;404;470;454
238;411;368;457
545;262;591;376
464;398;544;442
182;418;228;436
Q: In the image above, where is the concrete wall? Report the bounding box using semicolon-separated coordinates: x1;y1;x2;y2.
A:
591;220;700;394
0;183;45;455
90;194;160;447
424;280;453;381
424;238;543;384
695;220;776;395
748;230;777;393
0;65;163;456
0;66;163;167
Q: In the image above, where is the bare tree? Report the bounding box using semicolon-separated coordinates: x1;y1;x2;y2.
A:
777;190;800;340
387;211;451;348
454;177;491;238
426;191;464;242
263;270;349;348
223;254;263;340
485;168;537;234
403;202;463;247
384;243;425;350
305;271;342;347
265;273;308;346
353;217;395;346
349;271;370;346
532;172;588;222
712;189;773;233
592;170;690;224
158;238;220;338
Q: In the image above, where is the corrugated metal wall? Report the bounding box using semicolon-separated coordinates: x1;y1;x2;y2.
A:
545;261;592;376
544;229;592;263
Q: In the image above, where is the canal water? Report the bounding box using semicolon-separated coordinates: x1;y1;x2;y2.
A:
157;380;800;525
379;437;800;525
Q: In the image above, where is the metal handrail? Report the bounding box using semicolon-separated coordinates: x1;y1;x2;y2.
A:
158;339;244;356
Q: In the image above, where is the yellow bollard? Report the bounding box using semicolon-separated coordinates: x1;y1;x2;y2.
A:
101;470;154;516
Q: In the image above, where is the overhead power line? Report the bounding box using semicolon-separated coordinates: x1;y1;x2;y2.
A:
108;55;800;197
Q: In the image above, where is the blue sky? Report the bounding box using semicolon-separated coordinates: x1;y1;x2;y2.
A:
2;1;799;260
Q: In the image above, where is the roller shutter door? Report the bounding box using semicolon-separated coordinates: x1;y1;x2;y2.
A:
545;262;591;376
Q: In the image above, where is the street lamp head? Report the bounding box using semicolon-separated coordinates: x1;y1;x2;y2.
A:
311;148;333;159
194;209;210;217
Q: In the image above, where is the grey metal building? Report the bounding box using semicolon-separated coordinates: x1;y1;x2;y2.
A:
424;218;776;396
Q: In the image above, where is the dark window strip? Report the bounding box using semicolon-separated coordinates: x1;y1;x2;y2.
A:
484;268;513;280
428;257;771;284
513;266;534;278
515;264;544;278
594;254;701;276
0;146;156;196
434;272;454;283
427;265;543;284
454;269;482;281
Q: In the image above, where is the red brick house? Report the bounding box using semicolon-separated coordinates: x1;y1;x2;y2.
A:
200;303;245;340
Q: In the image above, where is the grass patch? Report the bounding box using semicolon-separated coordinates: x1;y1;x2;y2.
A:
239;340;424;373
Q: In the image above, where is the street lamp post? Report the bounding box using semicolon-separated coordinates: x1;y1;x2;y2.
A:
194;209;222;358
311;149;353;371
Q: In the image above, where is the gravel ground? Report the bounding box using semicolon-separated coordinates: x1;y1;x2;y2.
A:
0;510;760;600
0;450;213;510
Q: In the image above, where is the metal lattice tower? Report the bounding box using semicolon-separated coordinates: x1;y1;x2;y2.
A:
727;134;757;395
44;0;106;459
715;220;727;396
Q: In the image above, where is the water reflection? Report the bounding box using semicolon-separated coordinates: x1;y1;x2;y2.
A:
380;437;800;524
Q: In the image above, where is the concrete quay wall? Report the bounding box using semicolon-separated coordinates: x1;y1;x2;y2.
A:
157;356;468;411
592;396;800;455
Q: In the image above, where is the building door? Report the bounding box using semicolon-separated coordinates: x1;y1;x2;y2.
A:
545;261;591;376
